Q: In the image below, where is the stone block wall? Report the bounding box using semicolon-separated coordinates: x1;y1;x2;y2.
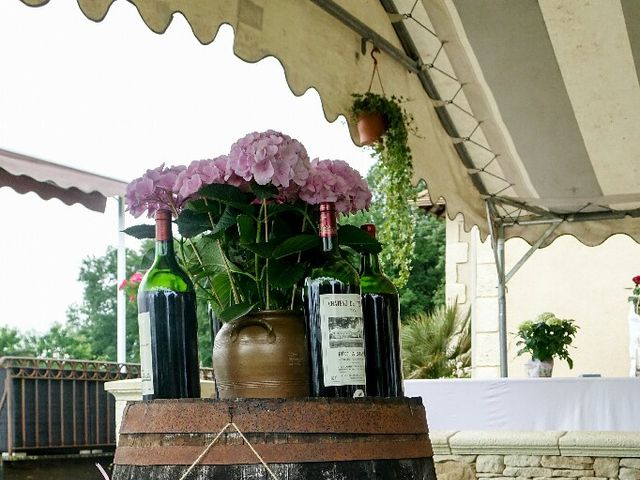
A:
435;454;640;480
445;215;501;378
431;431;640;480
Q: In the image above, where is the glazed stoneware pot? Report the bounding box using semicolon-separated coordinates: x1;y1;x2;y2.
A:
212;310;310;398
356;112;386;145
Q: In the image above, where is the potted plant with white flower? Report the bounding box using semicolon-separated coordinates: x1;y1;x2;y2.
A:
124;130;379;398
515;312;579;377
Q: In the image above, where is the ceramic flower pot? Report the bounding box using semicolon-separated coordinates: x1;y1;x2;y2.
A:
526;358;554;377
356;112;386;145
212;310;310;398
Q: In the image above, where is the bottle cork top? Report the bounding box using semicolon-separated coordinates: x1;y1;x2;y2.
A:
361;223;376;238
319;202;336;212
155;209;172;241
155;209;171;221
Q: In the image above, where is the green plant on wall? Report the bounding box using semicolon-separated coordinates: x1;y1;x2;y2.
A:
351;92;416;288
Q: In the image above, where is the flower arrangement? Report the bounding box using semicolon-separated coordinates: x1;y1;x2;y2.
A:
124;130;379;322
118;272;144;303
515;312;579;368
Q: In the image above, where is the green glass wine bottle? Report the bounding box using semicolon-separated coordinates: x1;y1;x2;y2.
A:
360;224;404;397
137;209;201;401
304;202;366;398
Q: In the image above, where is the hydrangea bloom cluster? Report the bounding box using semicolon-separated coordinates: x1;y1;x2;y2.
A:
125;131;371;217
125;164;185;218
228;130;310;188
299;159;372;214
174;155;246;202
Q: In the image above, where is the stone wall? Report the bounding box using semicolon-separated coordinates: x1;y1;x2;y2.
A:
431;431;640;480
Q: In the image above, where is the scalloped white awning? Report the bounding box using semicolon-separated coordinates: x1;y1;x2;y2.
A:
0;148;127;212
17;0;640;246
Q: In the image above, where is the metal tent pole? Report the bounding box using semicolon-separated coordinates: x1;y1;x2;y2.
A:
116;196;127;364
496;225;508;377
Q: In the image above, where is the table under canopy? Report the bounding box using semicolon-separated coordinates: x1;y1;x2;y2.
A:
406;377;640;431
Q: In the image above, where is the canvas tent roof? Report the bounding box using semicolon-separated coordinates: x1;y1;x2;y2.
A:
18;0;640;247
0;148;127;212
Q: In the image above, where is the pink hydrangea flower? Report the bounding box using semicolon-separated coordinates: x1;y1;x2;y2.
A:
174;156;230;203
125;164;185;218
228;130;310;188
299;159;372;214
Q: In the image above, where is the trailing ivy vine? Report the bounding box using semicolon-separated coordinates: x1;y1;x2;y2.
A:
351;93;417;288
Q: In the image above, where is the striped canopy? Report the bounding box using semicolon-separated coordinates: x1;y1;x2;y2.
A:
19;0;640;246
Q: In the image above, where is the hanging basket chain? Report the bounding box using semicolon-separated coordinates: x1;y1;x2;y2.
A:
367;47;386;96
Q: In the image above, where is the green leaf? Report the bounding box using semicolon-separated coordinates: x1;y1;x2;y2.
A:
210;206;238;238
199;184;254;214
194;236;241;275
184;199;219;214
272;234;321;259
237;214;257;244
211;272;233;309
219;302;257;323
251;182;279;200
243;242;276;258
338;224;382;253
176;210;211;238
122;224;155;239
267;260;307;291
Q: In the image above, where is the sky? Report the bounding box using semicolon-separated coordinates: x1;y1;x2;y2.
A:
0;1;374;334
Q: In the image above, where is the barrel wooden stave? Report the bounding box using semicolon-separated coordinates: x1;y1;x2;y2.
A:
112;397;436;480
114;458;436;480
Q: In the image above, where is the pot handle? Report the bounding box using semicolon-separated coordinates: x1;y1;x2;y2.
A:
229;318;277;344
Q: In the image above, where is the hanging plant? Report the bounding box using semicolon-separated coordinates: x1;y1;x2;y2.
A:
350;92;417;288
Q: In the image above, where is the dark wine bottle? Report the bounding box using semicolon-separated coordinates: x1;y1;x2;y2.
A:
137;209;201;401
360;224;404;397
304;202;366;398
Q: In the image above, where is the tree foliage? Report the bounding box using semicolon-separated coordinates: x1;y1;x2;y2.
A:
398;213;445;318
0;326;33;357
342;175;445;320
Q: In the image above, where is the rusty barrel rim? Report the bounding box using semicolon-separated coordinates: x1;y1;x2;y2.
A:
114;397;432;466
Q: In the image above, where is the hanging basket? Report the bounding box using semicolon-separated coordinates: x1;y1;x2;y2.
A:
356;112;386;145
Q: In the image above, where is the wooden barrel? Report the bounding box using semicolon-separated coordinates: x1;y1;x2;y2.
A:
112;397;435;480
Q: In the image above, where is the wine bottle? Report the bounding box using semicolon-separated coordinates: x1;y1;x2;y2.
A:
137;209;201;401
304;202;366;398
360;224;404;397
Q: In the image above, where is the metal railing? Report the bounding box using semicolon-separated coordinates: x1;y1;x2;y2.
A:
0;356;140;455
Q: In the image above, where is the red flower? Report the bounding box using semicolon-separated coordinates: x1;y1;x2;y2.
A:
118;279;128;290
633;276;640;286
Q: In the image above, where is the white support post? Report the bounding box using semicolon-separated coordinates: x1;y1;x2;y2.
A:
496;225;508;378
116;196;127;365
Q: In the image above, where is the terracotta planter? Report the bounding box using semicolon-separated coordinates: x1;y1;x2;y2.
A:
212;310;310;399
526;358;554;377
356;112;386;145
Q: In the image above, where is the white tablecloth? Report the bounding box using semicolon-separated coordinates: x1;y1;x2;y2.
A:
405;378;640;431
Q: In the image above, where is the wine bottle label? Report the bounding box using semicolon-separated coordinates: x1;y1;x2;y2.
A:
137;312;154;395
319;293;366;387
